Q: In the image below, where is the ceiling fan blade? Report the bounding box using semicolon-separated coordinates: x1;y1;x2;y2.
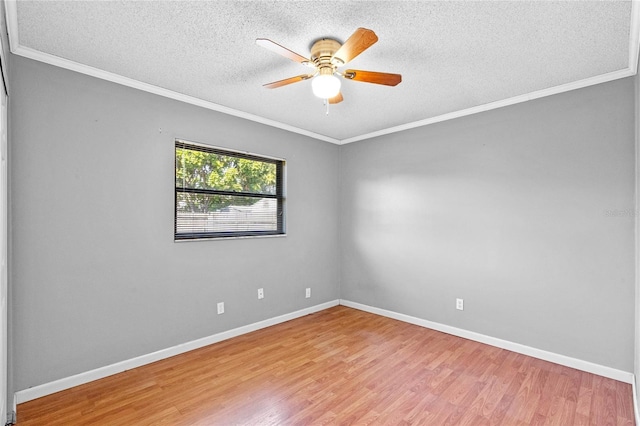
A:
343;69;402;86
263;74;313;89
333;28;378;65
256;38;310;64
329;92;343;104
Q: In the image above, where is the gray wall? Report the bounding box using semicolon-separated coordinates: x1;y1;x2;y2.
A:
8;50;637;394
339;78;636;372
10;55;340;391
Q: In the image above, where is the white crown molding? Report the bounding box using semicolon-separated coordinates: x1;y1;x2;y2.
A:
630;0;640;74
4;1;17;55
14;45;342;145
340;299;635;384
4;0;640;145
339;68;636;144
15;299;340;404
3;0;340;144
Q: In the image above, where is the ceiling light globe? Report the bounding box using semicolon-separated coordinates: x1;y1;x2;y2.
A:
312;74;341;99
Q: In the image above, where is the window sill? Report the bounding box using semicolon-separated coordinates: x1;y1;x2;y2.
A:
174;233;287;243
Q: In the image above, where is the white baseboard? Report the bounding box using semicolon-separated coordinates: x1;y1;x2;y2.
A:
7;394;16;425
339;299;634;384
15;298;635;408
15;300;340;404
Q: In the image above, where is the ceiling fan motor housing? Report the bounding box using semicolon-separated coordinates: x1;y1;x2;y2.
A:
311;39;343;74
257;28;401;103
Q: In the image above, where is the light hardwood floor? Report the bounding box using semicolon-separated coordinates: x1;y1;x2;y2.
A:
17;306;635;425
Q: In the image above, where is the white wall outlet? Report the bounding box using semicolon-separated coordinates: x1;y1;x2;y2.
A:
258;288;264;299
217;302;225;314
305;288;311;298
456;298;464;311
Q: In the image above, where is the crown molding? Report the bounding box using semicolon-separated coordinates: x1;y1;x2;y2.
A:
4;0;640;145
340;68;636;144
12;46;342;144
630;0;640;74
3;1;340;144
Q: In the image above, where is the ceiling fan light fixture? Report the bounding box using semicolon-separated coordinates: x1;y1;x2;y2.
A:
258;28;400;106
312;74;341;99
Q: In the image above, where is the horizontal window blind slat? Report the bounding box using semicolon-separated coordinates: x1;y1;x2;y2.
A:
176;140;281;164
175;140;285;240
177;187;279;199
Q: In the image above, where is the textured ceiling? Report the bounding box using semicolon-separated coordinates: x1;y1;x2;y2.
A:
6;1;639;144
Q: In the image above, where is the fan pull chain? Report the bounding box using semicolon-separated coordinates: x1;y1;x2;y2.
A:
325;99;329;115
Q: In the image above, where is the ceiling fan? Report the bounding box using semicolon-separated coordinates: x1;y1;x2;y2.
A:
256;28;401;106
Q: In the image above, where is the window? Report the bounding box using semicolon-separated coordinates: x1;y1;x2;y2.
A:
175;140;285;240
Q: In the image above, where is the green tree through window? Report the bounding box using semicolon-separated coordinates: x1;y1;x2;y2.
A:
175;141;285;239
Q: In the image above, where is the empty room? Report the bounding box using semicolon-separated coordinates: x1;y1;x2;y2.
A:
0;0;639;425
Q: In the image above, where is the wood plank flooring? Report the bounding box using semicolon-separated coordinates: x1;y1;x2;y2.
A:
17;306;635;425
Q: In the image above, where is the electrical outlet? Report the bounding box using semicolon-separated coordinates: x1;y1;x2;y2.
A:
258;288;264;299
456;298;464;311
305;288;311;298
217;302;225;314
